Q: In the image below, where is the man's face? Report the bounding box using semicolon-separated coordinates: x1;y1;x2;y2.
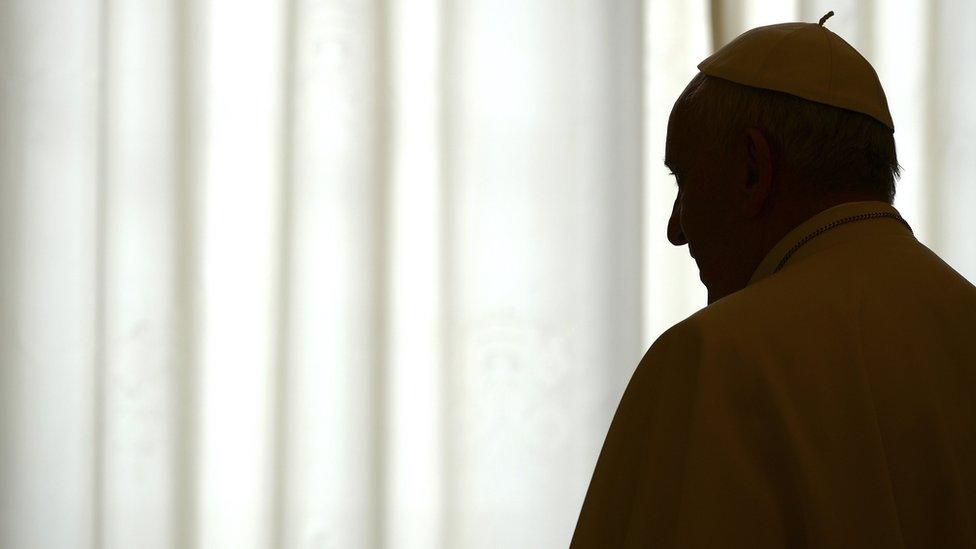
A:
664;93;752;303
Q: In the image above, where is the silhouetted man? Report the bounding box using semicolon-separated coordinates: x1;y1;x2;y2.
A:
571;13;976;548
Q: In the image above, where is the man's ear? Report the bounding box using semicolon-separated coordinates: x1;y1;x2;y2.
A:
742;127;773;217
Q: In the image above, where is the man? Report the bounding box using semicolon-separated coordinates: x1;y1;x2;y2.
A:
570;14;976;548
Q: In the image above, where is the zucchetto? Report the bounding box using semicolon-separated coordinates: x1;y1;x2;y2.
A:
697;11;895;131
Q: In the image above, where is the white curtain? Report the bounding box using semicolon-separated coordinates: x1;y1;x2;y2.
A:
1;1;973;548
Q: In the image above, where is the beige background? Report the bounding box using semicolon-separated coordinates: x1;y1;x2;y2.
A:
0;0;973;548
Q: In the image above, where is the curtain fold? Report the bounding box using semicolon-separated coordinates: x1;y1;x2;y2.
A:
1;1;973;548
1;1;101;547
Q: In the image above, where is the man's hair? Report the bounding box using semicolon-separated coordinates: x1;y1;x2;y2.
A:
678;73;901;204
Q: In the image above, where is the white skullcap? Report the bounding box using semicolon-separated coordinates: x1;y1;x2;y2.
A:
697;11;895;131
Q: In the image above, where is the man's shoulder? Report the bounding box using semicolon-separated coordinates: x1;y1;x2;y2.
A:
655;240;976;367
693;236;976;332
649;272;844;364
680;277;814;337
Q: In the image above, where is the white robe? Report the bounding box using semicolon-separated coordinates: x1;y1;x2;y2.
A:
570;200;976;548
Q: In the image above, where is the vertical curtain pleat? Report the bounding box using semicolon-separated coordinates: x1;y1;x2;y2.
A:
99;0;181;547
173;1;206;547
277;1;387;547
0;1;100;547
270;0;298;547
194;0;286;547
443;1;644;546
385;0;445;547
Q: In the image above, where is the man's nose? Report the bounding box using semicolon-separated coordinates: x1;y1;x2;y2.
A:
667;198;687;246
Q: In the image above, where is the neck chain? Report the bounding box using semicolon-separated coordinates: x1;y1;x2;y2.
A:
773;211;913;274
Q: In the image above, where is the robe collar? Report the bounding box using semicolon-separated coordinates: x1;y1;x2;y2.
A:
747;200;913;287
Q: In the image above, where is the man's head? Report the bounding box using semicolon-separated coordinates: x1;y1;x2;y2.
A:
665;72;901;304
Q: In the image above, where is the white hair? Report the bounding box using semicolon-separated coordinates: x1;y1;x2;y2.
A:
678;72;900;203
